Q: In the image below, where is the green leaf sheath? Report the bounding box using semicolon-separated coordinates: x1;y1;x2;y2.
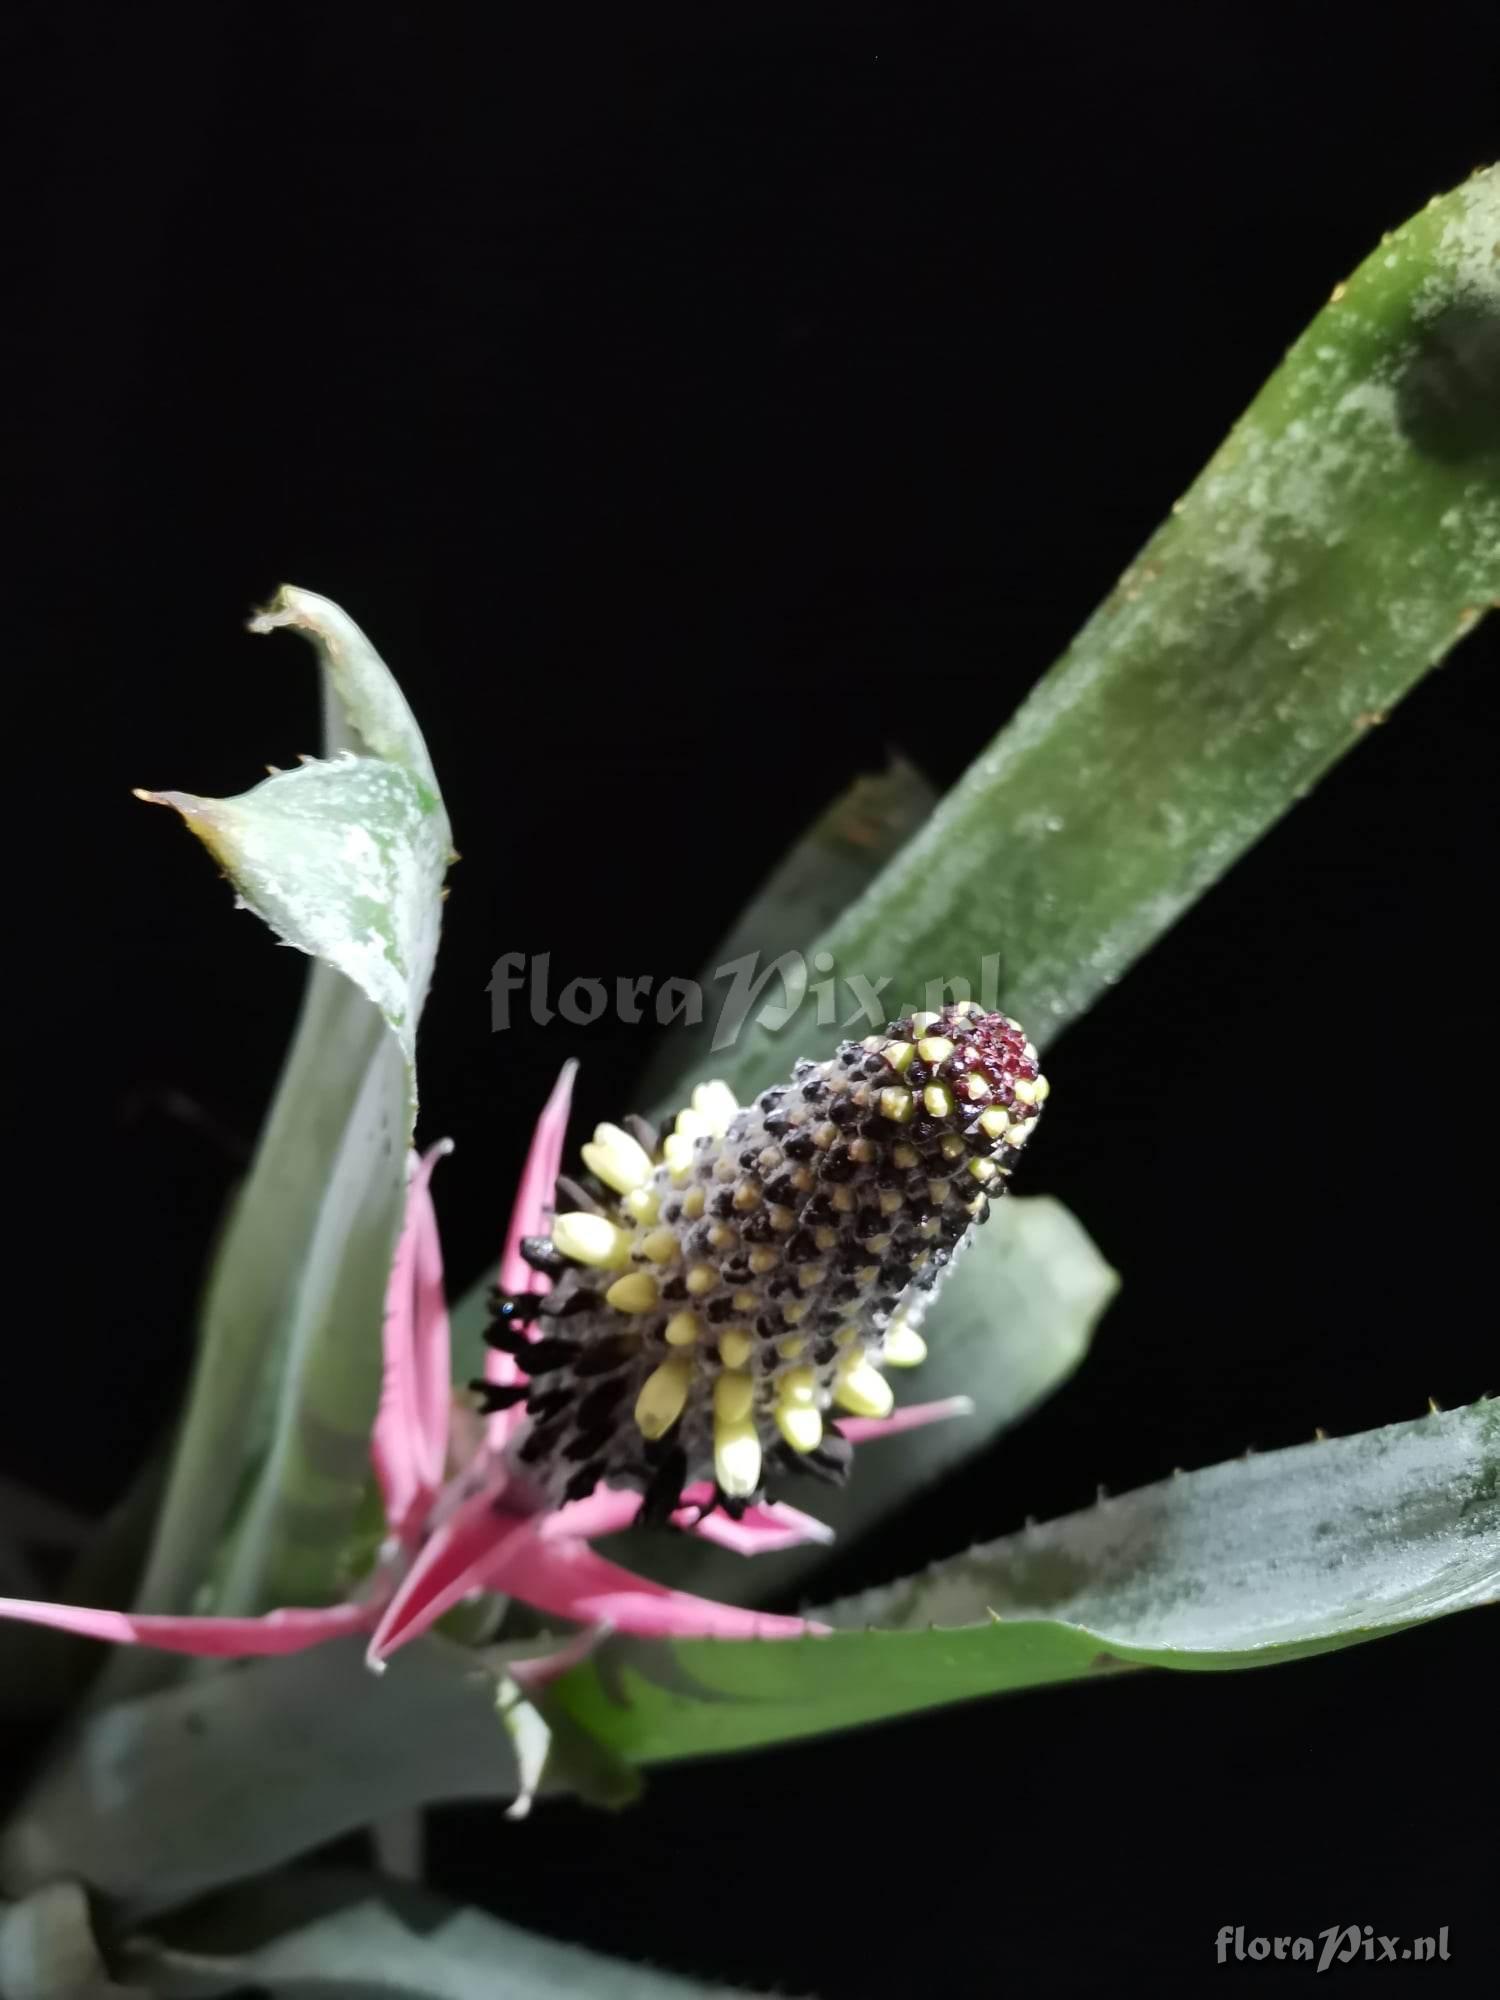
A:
695;168;1500;1106
552;1402;1500;1765
211;1029;408;1612
99;974;388;1697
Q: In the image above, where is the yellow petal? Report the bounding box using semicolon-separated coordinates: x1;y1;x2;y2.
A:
605;1273;659;1312
690;1080;739;1138
580;1122;654;1194
777;1365;818;1406
634;1360;692;1440
834;1359;894;1419
713;1370;755;1425
718;1328;754;1369
775;1403;823;1454
882;1323;927;1368
552;1212;631;1269
714;1415;763;1497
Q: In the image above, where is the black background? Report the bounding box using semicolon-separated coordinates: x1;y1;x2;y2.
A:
11;5;1497;1995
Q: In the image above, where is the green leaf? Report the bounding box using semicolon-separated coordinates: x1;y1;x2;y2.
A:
208;1027;410;1614
146;758;444;1085
124;1870;768;1998
551;1402;1500;1766
688;168;1500;1107
605;1195;1116;1605
1;1641;534;1919
111;590;449;1661
248;586;443;794
636;754;937;1113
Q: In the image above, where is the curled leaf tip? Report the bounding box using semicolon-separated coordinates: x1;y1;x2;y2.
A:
246;582;318;638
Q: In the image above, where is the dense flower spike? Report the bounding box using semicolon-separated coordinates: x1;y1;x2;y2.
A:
485;1004;1048;1522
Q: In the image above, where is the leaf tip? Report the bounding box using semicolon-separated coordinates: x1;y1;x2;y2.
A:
133;785;214;826
133;788;236;869
246;582;317;639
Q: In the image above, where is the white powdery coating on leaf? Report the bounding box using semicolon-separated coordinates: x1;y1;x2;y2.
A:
827;1408;1500;1651
1425;171;1500;317
1191;377;1397;603
210;753;446;1066
718;172;1498;1076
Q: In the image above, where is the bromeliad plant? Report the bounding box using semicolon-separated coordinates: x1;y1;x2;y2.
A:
1;167;1497;1996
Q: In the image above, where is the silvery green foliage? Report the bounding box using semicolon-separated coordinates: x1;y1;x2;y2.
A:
697;170;1500;1108
552;1403;1500;1767
114;589;452;1648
